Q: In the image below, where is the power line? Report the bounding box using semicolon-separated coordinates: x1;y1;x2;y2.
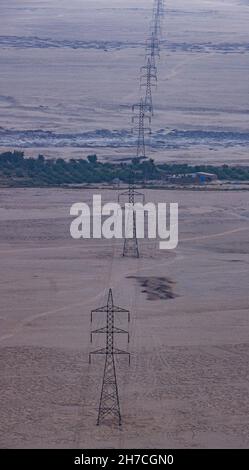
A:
89;289;130;425
118;175;145;258
132;99;151;160
130;1;165;163
140;57;157;116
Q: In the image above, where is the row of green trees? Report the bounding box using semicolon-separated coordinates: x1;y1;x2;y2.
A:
1;151;249;186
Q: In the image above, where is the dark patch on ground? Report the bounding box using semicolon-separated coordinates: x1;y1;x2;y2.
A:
127;275;176;301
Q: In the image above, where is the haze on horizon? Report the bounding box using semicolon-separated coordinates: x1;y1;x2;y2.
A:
0;0;249;164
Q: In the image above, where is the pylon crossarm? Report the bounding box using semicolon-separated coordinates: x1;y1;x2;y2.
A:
89;347;107;364
113;347;130;356
118;189;131;199
91;306;108;314
118;189;144;197
91;309;105;322
91;326;107;334
134;189;145;196
90;348;107;356
91;328;129;341
132;110;149;119
113;348;131;365
132;101;146;112
140;72;157;81
132;103;141;111
112;308;130;322
112;305;130;314
113;326;129;335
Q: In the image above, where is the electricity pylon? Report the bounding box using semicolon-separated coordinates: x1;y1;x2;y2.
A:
89;289;130;426
151;0;164;37
153;0;165;20
118;175;145;258
140;57;157;115
132;99;151;160
146;32;160;69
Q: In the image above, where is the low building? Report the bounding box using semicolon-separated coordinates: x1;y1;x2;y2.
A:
169;173;196;184
169;172;218;185
195;172;218;184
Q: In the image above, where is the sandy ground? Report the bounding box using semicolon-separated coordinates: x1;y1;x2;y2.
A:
0;187;249;448
0;0;249;163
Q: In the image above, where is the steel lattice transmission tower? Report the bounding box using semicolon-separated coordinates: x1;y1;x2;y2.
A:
89;289;130;426
151;0;164;38
146;31;160;69
118;176;145;258
132;99;151;160
153;0;165;22
140;57;157;115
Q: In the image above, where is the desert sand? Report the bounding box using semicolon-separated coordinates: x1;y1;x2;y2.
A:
0;187;249;448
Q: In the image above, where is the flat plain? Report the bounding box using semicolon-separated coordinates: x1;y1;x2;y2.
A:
0;187;249;448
